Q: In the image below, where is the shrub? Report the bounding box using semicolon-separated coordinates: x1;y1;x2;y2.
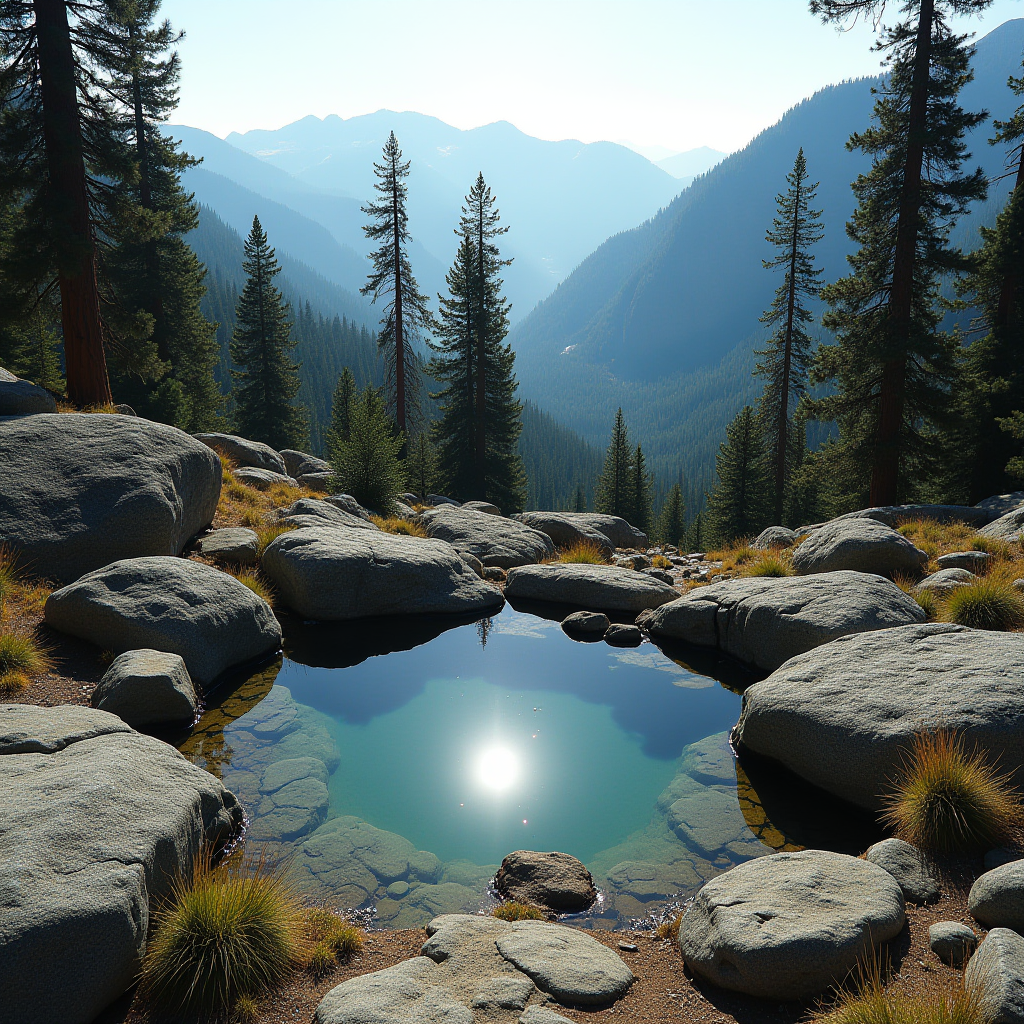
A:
307;940;336;978
558;540;609;564
305;907;362;960
141;856;305;1016
233;571;275;607
882;730;1021;855
741;554;794;578
371;516;428;538
492;902;544;921
945;578;1024;631
652;554;672;569
0;632;49;694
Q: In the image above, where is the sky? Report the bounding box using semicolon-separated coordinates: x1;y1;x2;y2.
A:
163;0;1024;155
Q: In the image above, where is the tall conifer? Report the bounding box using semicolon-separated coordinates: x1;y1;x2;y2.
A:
326;366;356;450
361;132;430;434
632;443;653;535
810;0;990;505
656;484;686;547
405;432;438;500
755;148;823;524
706;406;769;543
230;216;306;449
595;409;635;521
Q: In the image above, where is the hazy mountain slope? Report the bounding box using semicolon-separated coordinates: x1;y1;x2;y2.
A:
656;146;727;180
223;110;683;317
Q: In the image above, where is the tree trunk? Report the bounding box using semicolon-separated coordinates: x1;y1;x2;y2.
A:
871;0;934;506
34;0;111;406
391;152;405;435
475;211;486;496
776;177;801;525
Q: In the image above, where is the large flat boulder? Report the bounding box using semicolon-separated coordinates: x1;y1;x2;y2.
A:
513;511;646;550
835;504;995;528
278;498;378;532
193;431;286;474
505;563;677;612
792;518;927;576
0;704;242;1024
233;466;297;490
420;506;555;568
977;492;1024;517
980;506;1024;541
735;624;1024;810
262;525;504;620
45;556;282;686
678;850;905;1000
0;414;220;584
644;572;924;672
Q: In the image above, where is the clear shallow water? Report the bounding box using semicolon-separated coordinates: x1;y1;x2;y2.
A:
181;605;810;928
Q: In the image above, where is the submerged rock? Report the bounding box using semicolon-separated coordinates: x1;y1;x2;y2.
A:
420;505;555;568
560;610;610;636
91;649;198;730
505;563;676;612
646;571;924;672
194;431;287;474
735;624;1024;810
604;622;643;646
678;849;905;999
0;414;220;583
792;518;927;577
494;850;597;913
262;526;503;620
0;704;241;1024
45;556;282;686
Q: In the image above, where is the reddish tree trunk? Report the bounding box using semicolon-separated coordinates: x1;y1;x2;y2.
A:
34;0;112;407
871;0;934;506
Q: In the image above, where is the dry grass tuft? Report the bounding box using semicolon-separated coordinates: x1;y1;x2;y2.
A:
557;539;610;564
371;515;428;538
231;570;276;607
970;535;1015;558
652;554;672;569
655;913;682;941
302;907;362;976
944;577;1024;631
255;523;294;558
491;902;545;921
882;730;1021;855
741;553;794;577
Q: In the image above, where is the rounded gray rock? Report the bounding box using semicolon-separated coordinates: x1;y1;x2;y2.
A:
913;567;976;596
45;556;282;686
280;449;330;477
678;849;905;1000
297;471;334;492
604;623;642;647
279;498;378;532
928;921;977;967
194;431;286;474
980;506;1024;541
462;500;501;516
965;928;1024;1024
495;850;597;913
233;466;298;490
864;838;939;903
792;518;927;576
420;505;555;568
505;563;677;612
0;414;221;584
937;551;991;572
324;493;374;521
970;860;1024;932
735;624;1024;810
646;571;924;673
0;375;56;416
642;567;675;584
513;511;647;551
561;610;610;635
91;649;197;729
977;492;1024;516
199;527;259;565
753;525;798;549
262;526;504;620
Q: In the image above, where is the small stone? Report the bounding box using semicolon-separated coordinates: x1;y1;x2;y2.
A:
937;551;991;572
642;567;675;585
561;610;610;636
970;860;1024;931
91;649;198;730
928;922;977;967
618;941;639;952
386;880;410;899
519;1010;574;1024
199;527;259;566
864;838;939;904
604;623;642;647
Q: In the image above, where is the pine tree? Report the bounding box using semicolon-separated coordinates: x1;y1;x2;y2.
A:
949;61;1024;502
360;132;431;434
755;148;824;524
230;216;306;449
572;484;587;513
327;366;356;450
329;385;404;514
632;443;653;535
404;431;438;500
656;483;686;547
706;406;769;544
809;0;990;505
684;512;705;554
595;408;635;521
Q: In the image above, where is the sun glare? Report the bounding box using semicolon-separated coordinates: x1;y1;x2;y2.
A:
475;746;520;792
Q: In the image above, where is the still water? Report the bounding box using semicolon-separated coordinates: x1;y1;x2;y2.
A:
182;604;805;928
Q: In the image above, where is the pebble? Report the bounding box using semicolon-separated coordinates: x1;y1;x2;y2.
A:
618;941;638;952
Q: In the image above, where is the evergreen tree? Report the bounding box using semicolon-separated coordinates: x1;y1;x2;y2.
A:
230;216;306;449
329;385;404;514
809;0;990;505
684;511;705;554
327;366;356;449
361;132;431;434
706;406;769;544
656;483;686;547
404;431;438;500
632;443;653;535
595;408;635;521
949;61;1024;502
572;484;587;513
755;148;823;524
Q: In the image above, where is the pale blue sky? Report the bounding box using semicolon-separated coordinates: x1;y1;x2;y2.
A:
162;0;1023;153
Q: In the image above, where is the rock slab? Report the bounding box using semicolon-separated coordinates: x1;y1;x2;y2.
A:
0;704;242;1024
495;851;597;913
965;928;1024;1024
678;849;905;1000
792;518;927;577
199;527;259;565
91;649;198;729
513;511;647;551
0;414;221;584
194;431;287;474
420;505;555;568
45;556;282;686
505;563;677;612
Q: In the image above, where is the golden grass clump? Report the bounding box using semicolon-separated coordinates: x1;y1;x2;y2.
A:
944;577;1024;631
371;515;428;538
255;523;294;557
225;481;262;507
741;553;794;578
491;902;545;921
557;539;610;564
303;907;362;976
141;856;305;1017
0;632;50;694
882;730;1021;855
655;913;682;941
652;554;672;569
232;571;276;607
231;994;260;1023
971;535;1015;558
896;518;976;558
912;588;939;621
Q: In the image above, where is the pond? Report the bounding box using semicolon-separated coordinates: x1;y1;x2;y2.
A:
180;604;818;930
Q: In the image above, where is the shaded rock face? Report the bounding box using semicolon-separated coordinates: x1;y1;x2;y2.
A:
792;518;927;577
45;556;282;686
193;431;286;474
937;551;991;572
420;505;555;569
504;563;677;613
678;849;905;1000
199;527;259;565
280;449;330;477
970;860;1024;932
929;922;977;967
864;839;939;904
462;500;501;516
314;914;633;1023
977;492;1024;516
753;526;798;550
646;572;924;672
324;493;374;522
0;374;56;415
980;506;1024;541
494;851;597;913
513;511;646;551
298;471;334;492
0;414;220;584
263;525;504;621
560;610;609;636
0;704;242;1024
91;649;197;730
965;928;1024;1024
735;624;1024;810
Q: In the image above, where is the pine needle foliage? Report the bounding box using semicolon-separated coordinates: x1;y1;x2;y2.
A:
706;406;769;545
230;216;306;450
632;443;654;535
326;366;356;449
404;431;438;500
656;483;686;547
596;408;636;522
